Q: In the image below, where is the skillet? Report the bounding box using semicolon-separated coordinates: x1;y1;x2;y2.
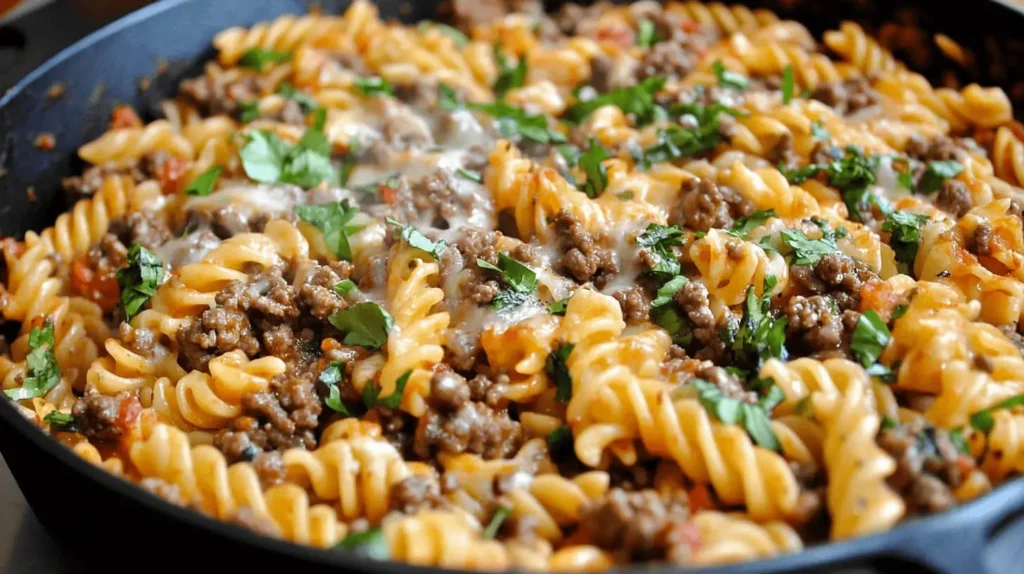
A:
2;0;1024;572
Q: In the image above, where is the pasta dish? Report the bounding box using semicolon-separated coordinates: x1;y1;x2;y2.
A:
4;0;1024;569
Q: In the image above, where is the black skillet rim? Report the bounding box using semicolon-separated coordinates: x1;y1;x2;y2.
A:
1;0;1024;572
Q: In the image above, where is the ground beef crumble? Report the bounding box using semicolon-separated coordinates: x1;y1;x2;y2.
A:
877;420;973;514
390;475;449;514
789;253;878;311
553;211;618;287
579;488;690;561
784;295;843;354
672;178;754;233
810;77;880;116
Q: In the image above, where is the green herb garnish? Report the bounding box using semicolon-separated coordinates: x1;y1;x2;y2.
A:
117;244;164;322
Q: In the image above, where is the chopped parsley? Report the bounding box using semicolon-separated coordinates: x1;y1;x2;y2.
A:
811;121;830;141
970;393;1024;435
5;321;60;401
880;416;899;431
882;211;930;274
546;425;573;452
333;279;357;296
892;304;908;320
483;506;512;539
564;76;667;126
548;298;570;316
713;60;749;90
636;224;685;276
418;21;469;46
642;103;743;164
456;167;482;182
693;378;781;451
477;254;538;310
636;19;660;47
43;410;78;432
239;100;261;122
238;48;290;71
651;275;688;308
727;209;776;239
578;139;611;198
184;166;222;197
548;343;575;403
947;428;971;456
328;302;394;349
354;76;394;98
240;127;338;189
779;147;884;221
336;528;388;560
493;46;527;99
293;200;362;261
385;217;447;260
276;82;318;112
117;244;165;322
781;65;795;104
918;160;964;194
851;309;890;369
362;370;412;410
897;171;915;192
726;278;788;368
780;220;847;266
319;361;352;416
466;100;565;144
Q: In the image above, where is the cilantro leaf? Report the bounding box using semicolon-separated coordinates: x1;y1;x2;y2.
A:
477;254;537;310
781;65;795;104
652;305;693;346
240;128;338;189
578;139;611;198
184;166;222;197
548;298;569;316
728;209;776;239
730;281;788;368
418;21;468;46
467;101;564;143
385;217;447;260
652;275;688;308
851;309;890;368
693;378;780;451
354;76;394;98
294;201;361;261
565;76;667;126
882;211;929;274
493;46;527;99
319;361;352;416
548;343;575;403
779;163;823;185
333;279;357;296
897;171;915;192
483;506;512;539
780;222;844;266
892;304;908;320
970;393;1024;435
328;302;394;349
637;224;684;276
636;19;660;47
555;144;579;167
276;82;318;112
336;528;388;560
117;244;164;322
713;60;749;90
5;321;60;401
43;410;78;432
919;160;964;194
238;48;290;71
642;103;743;163
377;370;412;409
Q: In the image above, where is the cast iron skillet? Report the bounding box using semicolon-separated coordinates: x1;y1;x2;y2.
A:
2;0;1024;572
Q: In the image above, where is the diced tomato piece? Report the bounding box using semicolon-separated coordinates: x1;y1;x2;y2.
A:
380;184;399;205
157;156;190;195
681;19;701;34
859;280;898;322
110;105;142;130
116;396;142;434
70;255;120;312
596;25;634;49
687;483;716;513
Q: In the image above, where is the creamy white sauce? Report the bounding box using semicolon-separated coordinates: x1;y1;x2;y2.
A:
599;221;649;296
155;231;222;269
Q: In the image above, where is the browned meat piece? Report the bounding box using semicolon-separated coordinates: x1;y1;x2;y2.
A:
176;307;261;372
553;211;618;286
614;286;650;325
877;420;971;515
108;211;172;251
934;180;974;218
579;488;690;561
784;295;843;353
810;77;880;116
62;163;144;200
72;392;131;443
390;476;449;514
789;253;877;311
673;178;754;232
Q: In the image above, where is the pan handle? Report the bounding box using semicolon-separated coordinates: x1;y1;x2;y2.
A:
886;480;1024;574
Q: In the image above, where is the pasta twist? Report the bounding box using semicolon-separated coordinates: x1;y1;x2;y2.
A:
482;314;561;403
130;422;346;547
563;290;800;522
151;350;286;430
992;126;1024;188
213;14;345;66
664;1;779;35
812;374;904;539
689;511;803;565
78;120;194;167
690;229;788;306
30;175;134;263
504;471;610;543
977;409;1024;484
722;162;820;218
383;510;510;570
759;358;875;416
281;437;413;523
824;22;901;75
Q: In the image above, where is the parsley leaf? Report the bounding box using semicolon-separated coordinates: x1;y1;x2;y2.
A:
565;76;667;126
780;221;846;266
713;60;749;90
948;428;971;455
779;163;823;185
385;217;447;260
897;171;915;192
5;321;60;401
483;506;512;539
693;378;780;451
333;279;357;296
780;147;882;222
336;528;388;560
239;100;261;122
319;361;352;416
781;65;795;104
328;302;394;349
892;304;908;320
276;82;318;112
238;48;290;71
637;224;684;276
117;244;164;322
811;121;830;141
970;393;1024;435
354;76;394;98
730;280;788;368
477;254;538;310
294;201;361;261
851;309;890;368
652;305;693;346
240;128;338;189
636;19;660;47
880;416;900;431
371;370;411;409
546;425;572;452
578;139;611;198
727;209;776;239
493;46;527;99
643;103;743;163
43;410;78;432
548;298;570;316
652;275;688;308
456;168;482;182
548;343;575;403
418;21;469;46
919;160;964;194
184;166;222;197
882;211;929;274
467;101;564;143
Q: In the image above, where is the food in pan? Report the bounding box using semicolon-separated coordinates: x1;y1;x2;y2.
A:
3;0;1024;569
